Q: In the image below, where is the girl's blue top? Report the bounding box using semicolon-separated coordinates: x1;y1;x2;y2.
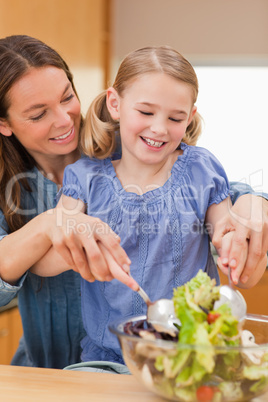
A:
0;143;262;368
61;143;232;364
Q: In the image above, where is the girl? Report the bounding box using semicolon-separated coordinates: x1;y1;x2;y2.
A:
57;46;267;364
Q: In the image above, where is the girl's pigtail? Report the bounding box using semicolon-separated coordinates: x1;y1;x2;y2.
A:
182;111;203;146
81;91;119;159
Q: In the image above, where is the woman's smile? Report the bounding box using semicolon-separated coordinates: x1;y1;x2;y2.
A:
51;126;75;142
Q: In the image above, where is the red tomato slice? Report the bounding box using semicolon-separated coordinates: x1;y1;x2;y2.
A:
196;385;214;401
207;312;221;324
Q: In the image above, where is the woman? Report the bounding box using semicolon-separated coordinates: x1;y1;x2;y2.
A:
0;35;135;369
0;35;267;368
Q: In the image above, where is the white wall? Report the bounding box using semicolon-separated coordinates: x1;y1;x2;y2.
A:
196;66;268;193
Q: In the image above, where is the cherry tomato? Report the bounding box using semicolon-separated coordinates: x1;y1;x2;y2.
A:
207;312;221;324
196;385;214;401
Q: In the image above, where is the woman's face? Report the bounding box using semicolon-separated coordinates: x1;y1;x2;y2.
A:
0;66;81;165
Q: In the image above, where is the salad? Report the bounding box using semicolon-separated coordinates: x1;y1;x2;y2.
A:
124;270;268;401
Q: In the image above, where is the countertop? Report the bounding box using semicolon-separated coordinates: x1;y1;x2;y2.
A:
0;364;267;402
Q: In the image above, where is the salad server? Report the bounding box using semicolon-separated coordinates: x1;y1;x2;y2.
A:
214;266;247;321
129;273;180;336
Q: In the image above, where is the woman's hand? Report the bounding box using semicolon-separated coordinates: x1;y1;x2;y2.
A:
42;198;139;291
213;194;268;284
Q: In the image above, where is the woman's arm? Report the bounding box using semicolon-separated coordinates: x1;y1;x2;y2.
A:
0;212;52;285
0;202;138;290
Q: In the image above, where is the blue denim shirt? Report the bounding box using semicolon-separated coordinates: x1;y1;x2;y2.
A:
0;166;265;368
0;168;85;368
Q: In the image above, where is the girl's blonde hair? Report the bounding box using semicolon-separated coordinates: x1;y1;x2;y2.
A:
81;46;202;159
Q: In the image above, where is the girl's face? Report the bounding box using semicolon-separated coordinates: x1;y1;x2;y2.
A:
0;66;81;166
107;72;197;167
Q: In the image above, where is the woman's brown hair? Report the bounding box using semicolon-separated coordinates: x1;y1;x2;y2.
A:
81;46;203;159
0;35;81;232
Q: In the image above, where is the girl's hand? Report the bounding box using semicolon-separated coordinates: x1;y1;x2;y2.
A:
214;194;268;286
217;230;267;288
217;231;247;285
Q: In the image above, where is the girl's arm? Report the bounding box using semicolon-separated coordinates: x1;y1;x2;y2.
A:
205;197;267;288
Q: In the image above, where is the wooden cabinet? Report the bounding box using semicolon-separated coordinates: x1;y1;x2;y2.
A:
0;307;23;365
219;268;268;316
0;0;110;84
0;0;111;114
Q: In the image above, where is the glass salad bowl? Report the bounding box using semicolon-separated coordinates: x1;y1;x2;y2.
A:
110;313;268;401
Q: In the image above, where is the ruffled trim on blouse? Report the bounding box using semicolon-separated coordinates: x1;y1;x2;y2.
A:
104;142;230;205
60;143;231;206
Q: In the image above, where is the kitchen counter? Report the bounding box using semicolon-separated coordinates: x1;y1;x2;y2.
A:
0;364;162;401
0;364;267;401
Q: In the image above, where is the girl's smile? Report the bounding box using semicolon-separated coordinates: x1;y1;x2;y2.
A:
140;136;166;148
